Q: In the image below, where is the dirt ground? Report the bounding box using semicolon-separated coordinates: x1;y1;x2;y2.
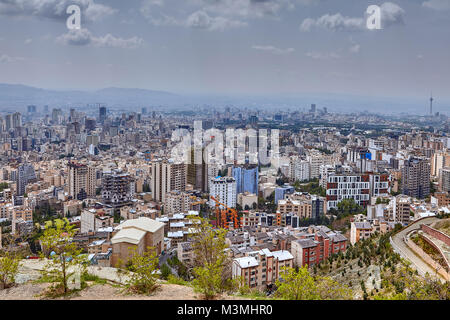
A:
0;282;247;300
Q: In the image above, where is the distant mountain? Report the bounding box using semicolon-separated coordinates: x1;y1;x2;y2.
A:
0;83;181;111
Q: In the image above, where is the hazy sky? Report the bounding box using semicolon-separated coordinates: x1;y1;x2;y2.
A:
0;0;449;102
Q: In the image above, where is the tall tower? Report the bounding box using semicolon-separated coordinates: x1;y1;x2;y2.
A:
430;92;433;115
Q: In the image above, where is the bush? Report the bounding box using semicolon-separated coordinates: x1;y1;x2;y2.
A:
0;251;21;289
160;263;172;280
125;247;160;294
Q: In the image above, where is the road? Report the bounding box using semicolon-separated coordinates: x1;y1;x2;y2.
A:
391;217;445;281
158;248;178;276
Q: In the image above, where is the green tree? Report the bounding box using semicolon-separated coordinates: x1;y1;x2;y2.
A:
0;251;21;289
275;266;353;300
190;218;236;300
39;218;85;295
125;246;160;294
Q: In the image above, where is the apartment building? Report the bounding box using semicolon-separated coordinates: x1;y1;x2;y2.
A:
209;176;236;209
68;162;96;200
101;171;134;208
291;226;347;268
289;157;310;182
326;173;390;210
151;159;186;203
401;158;431;200
232;248;293;290
80;209;114;233
277;199;312;219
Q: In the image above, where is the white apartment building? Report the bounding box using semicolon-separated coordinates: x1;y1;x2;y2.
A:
289;157;310;182
209;177;236;209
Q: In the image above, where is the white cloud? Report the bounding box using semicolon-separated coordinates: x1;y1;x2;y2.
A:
0;53;24;63
300;2;405;32
305;51;340;60
24;38;33;44
349;43;360;53
186;10;247;31
422;0;450;11
0;0;116;23
57;29;144;49
252;45;295;55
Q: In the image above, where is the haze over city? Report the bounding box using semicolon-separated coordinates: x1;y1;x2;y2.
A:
0;0;449;114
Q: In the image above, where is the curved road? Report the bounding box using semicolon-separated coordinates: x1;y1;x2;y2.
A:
390;217;446;282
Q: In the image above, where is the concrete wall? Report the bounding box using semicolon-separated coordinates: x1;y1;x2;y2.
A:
406;236;449;281
421;224;450;247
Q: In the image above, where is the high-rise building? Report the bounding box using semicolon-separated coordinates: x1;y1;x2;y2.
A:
16;164;36;196
401;158;431;199
27;105;36;113
289;157;310;182
151;159;186;203
68;162;96;200
101;170;134;208
209;176;236;209
99;106;107;123
232;166;258;195
440;167;450;193
52;108;62;125
187;148;208;192
12;112;22;128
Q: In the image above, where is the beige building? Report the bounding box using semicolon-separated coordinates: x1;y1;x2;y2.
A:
237;192;258;210
68;162;96;200
277;199;312;219
111;217;165;267
151;160;186;203
80;209;114;233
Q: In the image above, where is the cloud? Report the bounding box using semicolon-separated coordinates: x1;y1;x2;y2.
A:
349;43;360;53
0;0;116;23
186;10;247;31
305;51;340;60
422;0;450;10
194;0;294;19
0;53;24;63
300;2;405;32
252;45;295;54
57;29;144;49
24;38;33;44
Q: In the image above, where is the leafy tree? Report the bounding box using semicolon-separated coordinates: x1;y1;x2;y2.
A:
39;218;86;295
0;251;21;289
275;266;352;300
190;218;236;300
125;246;159;294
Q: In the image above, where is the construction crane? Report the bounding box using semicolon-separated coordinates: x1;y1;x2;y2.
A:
210;195;241;230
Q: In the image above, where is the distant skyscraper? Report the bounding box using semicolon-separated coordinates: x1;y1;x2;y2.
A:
430;93;434;115
12;112;22;128
310;104;316;113
27;105;36;113
52;108;62;124
99;106;107;123
141;107;147;115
